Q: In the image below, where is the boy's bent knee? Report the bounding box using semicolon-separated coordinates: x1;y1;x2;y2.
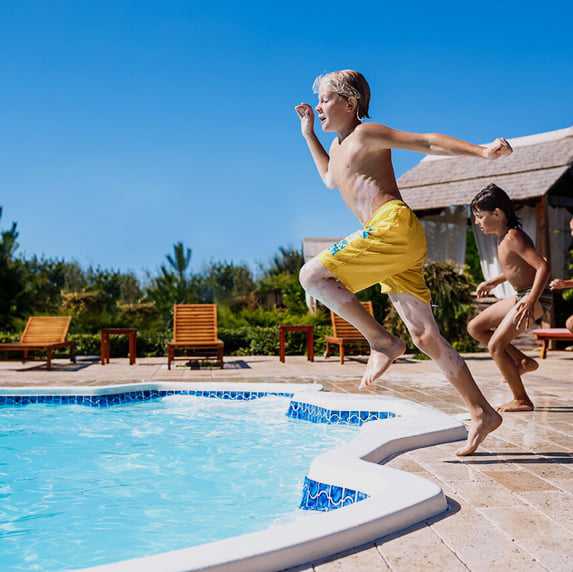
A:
487;338;505;356
299;263;316;290
299;261;329;292
467;319;480;339
412;328;440;354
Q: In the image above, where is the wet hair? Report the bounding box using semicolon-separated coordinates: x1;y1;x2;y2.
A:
312;70;371;119
471;183;521;229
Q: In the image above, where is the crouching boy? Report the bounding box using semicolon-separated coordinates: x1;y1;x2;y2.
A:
467;184;550;412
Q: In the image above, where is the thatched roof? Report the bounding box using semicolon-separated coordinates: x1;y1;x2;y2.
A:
398;126;573;211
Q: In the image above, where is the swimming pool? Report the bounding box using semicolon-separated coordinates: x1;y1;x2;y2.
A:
0;382;467;571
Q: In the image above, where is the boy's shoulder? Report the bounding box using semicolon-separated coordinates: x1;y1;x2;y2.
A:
503;228;534;250
355;122;391;135
353;122;394;145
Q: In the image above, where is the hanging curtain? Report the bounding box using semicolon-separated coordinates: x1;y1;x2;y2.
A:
519;205;537;252
421;206;467;267
548;206;572;279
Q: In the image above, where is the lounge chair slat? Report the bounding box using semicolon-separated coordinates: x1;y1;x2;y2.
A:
167;304;224;369
325;302;373;364
0;316;74;370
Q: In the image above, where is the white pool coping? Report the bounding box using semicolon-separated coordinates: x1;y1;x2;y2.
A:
1;382;467;572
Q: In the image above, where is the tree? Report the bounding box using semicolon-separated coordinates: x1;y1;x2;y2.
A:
163;242;192;303
203;261;255;308
262;246;305;277
146;242;196;322
0;208;25;330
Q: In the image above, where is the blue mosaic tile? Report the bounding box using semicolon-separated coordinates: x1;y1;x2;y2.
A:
287;401;395;425
299;476;368;511
0;390;294;408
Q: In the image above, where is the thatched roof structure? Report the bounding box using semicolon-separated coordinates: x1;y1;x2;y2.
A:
398;126;573;212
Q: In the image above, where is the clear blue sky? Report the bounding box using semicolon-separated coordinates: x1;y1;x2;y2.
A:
2;0;572;277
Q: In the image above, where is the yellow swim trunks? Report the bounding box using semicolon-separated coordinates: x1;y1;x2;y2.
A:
319;200;431;304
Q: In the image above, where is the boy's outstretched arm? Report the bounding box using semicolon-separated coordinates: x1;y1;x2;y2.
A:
510;232;551;329
360;124;513;159
476;273;507;297
294;103;335;188
550;278;573;290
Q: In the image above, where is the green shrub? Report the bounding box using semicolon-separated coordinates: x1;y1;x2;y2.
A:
0;260;484;360
218;304;329;330
220;325;331;356
0;327;334;360
383;261;478;353
67;332;171;357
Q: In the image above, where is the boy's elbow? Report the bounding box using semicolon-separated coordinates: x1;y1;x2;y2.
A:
538;259;551;283
322;173;336;189
424;133;439;152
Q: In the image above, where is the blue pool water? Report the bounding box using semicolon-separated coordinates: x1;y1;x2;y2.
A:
0;395;358;571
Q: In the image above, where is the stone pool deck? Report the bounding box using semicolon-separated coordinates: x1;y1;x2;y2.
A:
1;350;572;571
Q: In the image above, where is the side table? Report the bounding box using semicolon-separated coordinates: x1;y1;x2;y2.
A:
100;328;137;365
279;325;314;363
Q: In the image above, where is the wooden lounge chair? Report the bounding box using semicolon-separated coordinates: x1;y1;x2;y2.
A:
167;304;224;369
325;301;373;364
531;328;573;359
0;316;75;370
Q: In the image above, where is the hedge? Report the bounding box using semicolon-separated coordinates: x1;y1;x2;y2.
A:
0;327;335;358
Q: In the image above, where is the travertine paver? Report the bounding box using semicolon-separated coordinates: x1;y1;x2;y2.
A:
1;350;572;571
480;507;573;571
376;523;468;571
481;469;560;492
519;490;573;532
313;544;390;571
427;502;546;571
445;479;518;508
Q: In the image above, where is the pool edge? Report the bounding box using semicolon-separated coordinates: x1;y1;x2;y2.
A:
1;382;466;572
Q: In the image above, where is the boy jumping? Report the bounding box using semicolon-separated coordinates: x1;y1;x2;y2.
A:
295;70;512;455
468;184;551;412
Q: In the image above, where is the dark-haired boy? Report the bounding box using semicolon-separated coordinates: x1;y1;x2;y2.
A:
468;184;551;412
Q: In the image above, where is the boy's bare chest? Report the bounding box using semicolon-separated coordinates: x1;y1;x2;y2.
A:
329;145;360;182
498;242;525;271
329;142;390;187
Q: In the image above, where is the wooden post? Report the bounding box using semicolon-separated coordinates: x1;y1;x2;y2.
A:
307;328;314;362
279;327;286;363
128;332;136;365
540;339;549;359
536;196;553;328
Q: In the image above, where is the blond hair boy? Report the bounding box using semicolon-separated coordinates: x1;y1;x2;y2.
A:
295;69;512;455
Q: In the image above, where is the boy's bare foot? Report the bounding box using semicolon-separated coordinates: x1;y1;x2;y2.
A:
496;399;534;412
456;409;502;456
359;338;406;390
518;357;539;375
